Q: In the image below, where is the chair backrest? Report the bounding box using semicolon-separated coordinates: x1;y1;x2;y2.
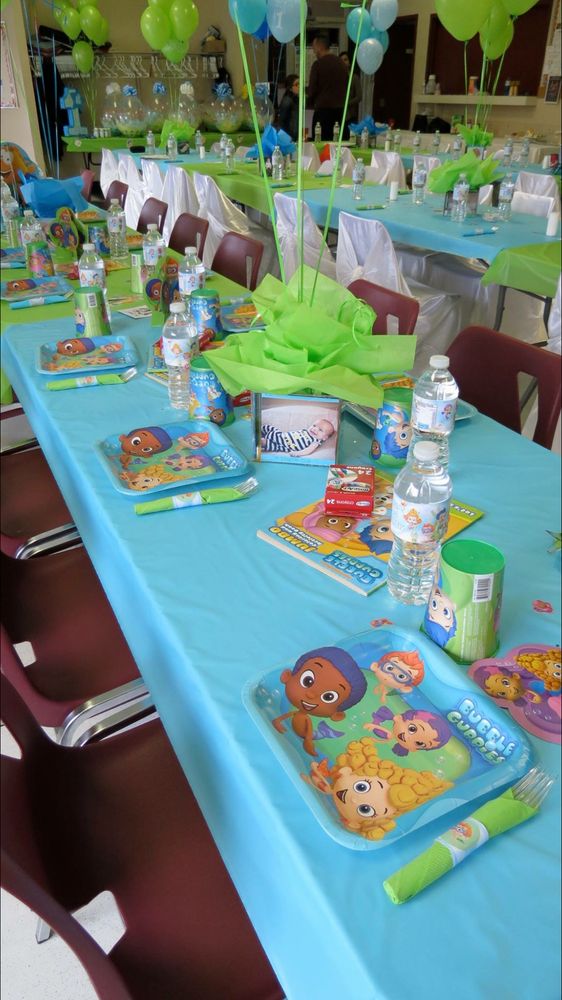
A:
0;673;134;1000
511;191;555;217
447;325;562;448
161;166;199;245
80;169;95;202
100;148;119;198
136;197;168;235
168;212;209;259
328;144;356;178
211;231;264;291
274;192;336;281
348;278;419;335
413;154;441;175
515;170;561;213
336;212;411;296
369;151;406;186
105;180;128;210
302;143;321;173
193;173;249;266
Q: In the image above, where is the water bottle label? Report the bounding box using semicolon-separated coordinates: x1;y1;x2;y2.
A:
412;397;457;433
163;337;192;368
79;266;104;289
20;230;36;245
143;246;161;266
178;271;198;296
107;216;124;234
391;499;450;544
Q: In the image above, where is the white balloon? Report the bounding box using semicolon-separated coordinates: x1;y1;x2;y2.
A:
370;0;398;32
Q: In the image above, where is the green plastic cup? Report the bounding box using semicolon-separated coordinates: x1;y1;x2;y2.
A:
130;251;143;294
371;387;413;468
422;539;505;664
74;287;111;337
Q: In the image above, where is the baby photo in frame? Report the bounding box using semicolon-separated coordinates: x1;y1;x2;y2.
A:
253;393;341;466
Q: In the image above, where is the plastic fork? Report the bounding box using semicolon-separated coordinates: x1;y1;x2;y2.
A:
511;766;555;809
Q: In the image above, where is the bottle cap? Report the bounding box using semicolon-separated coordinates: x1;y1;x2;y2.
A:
184;246;197;255
413;442;440;461
170;302;185;313
23;210;34;216
82;243;94;251
429;355;450;370
147;223;157;230
110;199;119;205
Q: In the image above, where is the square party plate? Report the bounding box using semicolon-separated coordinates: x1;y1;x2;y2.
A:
37;335;139;376
0;275;73;302
97;418;249;497
243;626;531;850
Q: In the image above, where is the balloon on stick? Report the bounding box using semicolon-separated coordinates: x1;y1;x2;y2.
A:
228;0;267;34
370;0;398;32
76;0;97;8
357;36;384;74
253;17;270;40
148;0;173;7
435;0;492;41
266;0;300;43
480;15;514;58
373;28;389;52
79;4;103;40
140;4;172;49
347;7;375;44
501;0;537;13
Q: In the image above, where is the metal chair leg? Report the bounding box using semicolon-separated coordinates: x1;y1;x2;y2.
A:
35;918;52;944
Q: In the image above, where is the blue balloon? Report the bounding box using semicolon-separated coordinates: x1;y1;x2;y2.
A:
370;0;398;32
346;7;375;44
229;0;267;35
357;36;384;74
267;0;300;43
374;28;389;53
253;17;270;40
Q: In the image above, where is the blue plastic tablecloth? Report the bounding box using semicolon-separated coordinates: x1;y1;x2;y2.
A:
291;186;560;263
3;316;561;1000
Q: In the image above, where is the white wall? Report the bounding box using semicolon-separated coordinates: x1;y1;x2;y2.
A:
1;0;45;171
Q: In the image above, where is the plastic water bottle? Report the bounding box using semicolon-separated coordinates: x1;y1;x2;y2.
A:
166;133;178;159
351;160;365;201
107;198;127;258
384;133;392;152
20;210;43;249
412;164;427;205
413;130;421;151
2;195;22;247
393;130;402;153
360;126;369;150
498;172;515;220
502;137;513;168
387;441;453;605
162;301;199;410
195;130;204;155
409;355;459;469
451;172;469;222
432;130;441;153
225;138;235;174
314;121;322;144
333;121;340;143
272;145;284;181
452;135;463;160
146;130;156;155
143;223;164;266
178;246;202;302
519;137;530;168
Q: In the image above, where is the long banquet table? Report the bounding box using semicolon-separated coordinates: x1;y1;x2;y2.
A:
2;264;561;999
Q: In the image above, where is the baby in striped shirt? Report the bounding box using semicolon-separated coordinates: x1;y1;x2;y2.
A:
261;417;335;456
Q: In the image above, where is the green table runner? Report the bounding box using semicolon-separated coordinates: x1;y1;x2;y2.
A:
481;241;561;298
62;132;256;154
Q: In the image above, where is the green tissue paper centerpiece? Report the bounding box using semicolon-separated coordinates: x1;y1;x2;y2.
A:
427;150;503;193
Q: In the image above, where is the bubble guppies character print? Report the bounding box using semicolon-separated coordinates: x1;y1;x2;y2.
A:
423;581;458;649
119;426;174;468
273;646;368;756
45;338;124;371
372;403;412;461
369;649;425;704
469;645;561;744
303;737;453;841
363;705;452;756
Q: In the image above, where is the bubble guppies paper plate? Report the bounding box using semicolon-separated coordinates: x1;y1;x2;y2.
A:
243;626;532;850
97;419;249;497
37;335;139;375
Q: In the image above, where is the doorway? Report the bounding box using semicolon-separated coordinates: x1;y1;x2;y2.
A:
372;15;418;129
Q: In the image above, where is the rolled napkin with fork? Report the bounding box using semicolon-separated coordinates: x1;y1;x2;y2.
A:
383;769;550;904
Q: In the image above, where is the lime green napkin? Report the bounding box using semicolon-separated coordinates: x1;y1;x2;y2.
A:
427;150;503;193
383;789;537;904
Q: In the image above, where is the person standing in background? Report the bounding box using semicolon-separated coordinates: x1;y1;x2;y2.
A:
277;75;299;141
307;34;349;141
340;51;362;134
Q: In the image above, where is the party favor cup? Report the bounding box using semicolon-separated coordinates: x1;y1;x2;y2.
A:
423;539;505;664
130;250;143;293
89;224;110;256
189;356;234;426
190;289;221;343
74;287;112;338
27;241;54;277
371;387;413;467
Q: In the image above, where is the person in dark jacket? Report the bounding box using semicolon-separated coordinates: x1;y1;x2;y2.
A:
340;51;362;128
307;34;348;141
277;75;299;140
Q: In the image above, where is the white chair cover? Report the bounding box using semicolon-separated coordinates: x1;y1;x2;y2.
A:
141;159;165;199
235;147;252;159
393;155;441;285
515;171;561;213
161;166;199;246
328;144;356;178
100;148;119;198
274;192;337;282
193;172;250;266
368;151;406;186
118;154;146;231
302;143;321;174
335;212;461;373
511;191;555;217
413;155;441;175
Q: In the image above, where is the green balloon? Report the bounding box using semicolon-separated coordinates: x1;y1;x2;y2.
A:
161;36;188;62
480;1;514;58
72;39;95;73
501;0;536;13
148;0;173;7
53;2;69;25
90;15;109;45
169;0;199;42
76;0;97;7
435;0;492;41
62;6;81;39
140;5;172;49
79;4;102;39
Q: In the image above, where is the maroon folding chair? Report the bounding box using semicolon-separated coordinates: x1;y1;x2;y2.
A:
168;212;209;259
447;325;562;449
80;169;95;202
349;278;420;335
1;408;77;558
1;673;284;1000
136;197;168;235
211;232;264;291
105;180;128;210
1;546;150;747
